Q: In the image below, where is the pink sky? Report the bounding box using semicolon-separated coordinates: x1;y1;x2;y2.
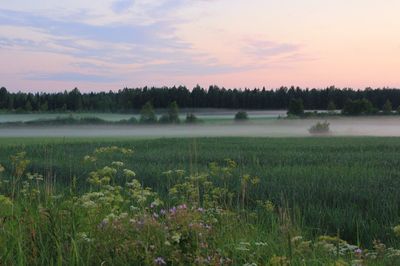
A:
0;0;399;92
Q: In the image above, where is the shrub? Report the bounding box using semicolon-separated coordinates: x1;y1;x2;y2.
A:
382;99;393;114
168;101;180;124
327;101;336;113
342;98;377;115
127;116;138;123
234;111;248;121
119;117;138;124
185;113;200;123
158;114;170;124
80;117;106;124
287;98;304;116
309;121;330;134
140;101;157;123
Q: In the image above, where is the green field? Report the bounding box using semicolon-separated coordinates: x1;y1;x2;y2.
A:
1;136;400;264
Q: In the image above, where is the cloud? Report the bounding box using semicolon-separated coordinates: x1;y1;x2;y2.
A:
111;0;135;13
0;8;192;64
25;72;119;83
0;9;177;45
244;39;300;59
0;1;307;88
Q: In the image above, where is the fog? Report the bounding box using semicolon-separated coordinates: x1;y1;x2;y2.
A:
0;110;286;123
1;117;400;138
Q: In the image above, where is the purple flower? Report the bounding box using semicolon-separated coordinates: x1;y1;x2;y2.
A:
355;248;362;255
98;219;108;229
178;204;187;210
160;209;166;216
136;220;145;228
197;207;205;213
154;257;166;265
169;207;177;215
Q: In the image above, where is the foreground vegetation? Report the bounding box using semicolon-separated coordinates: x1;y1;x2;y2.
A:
1;138;400;265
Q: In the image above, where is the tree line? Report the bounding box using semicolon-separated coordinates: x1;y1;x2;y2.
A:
1;85;400;112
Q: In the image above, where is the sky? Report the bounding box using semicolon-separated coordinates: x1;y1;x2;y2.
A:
0;0;399;92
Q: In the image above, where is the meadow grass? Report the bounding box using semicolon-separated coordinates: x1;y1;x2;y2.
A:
1;137;400;265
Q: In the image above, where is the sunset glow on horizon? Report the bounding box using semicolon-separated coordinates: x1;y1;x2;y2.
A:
0;0;400;92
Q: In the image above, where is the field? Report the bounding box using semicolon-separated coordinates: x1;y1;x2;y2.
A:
1;136;400;264
0;110;285;124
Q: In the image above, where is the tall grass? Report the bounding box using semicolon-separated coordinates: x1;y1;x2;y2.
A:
0;137;400;247
1;143;400;265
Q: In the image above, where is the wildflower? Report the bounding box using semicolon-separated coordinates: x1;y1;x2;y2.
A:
171;232;181;243
355;248;362;256
236;242;251;251
154;257;166;265
0;195;13;207
197;207;205;213
178;204;187;210
169;207;177;215
98;219;109;229
160;209;166;216
123;169;136;178
251;176;260;185
265;200;275;212
334;259;349;266
393;225;400;237
200;242;208;248
111;161;124;167
130;205;140;212
77;232;93;243
150;198;163;208
269;255;289;266
351;259;363;266
84;155;96;163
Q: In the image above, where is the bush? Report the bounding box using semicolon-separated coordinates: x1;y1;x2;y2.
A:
287;98;304;116
185;113;200;124
234;111;248;121
119;117;138;124
168;101;180;124
327;101;336;113
342;98;376;115
158;114;170;124
140;102;157;124
309;121;330;134
383;99;393;114
127;116;138;123
80;117;106;124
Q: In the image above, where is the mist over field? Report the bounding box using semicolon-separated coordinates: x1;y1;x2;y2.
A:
1;117;399;137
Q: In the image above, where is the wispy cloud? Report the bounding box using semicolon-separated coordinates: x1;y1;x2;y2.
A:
111;0;135;13
25;72;119;83
243;39;300;59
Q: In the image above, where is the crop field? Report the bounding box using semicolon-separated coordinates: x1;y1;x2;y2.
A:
1;136;400;264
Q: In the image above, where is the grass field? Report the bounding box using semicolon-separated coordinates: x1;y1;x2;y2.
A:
0;110;285;124
1;136;400;264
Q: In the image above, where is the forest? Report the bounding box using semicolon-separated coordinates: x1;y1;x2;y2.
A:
1;85;400;112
